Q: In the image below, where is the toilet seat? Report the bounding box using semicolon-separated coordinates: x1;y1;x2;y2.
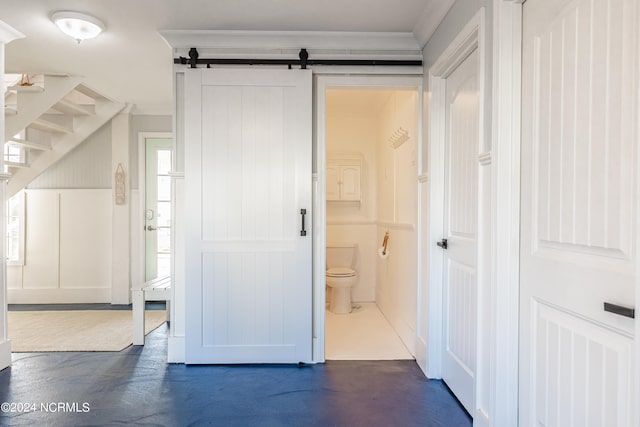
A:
326;267;356;277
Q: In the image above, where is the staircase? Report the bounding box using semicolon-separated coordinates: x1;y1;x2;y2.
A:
3;73;125;198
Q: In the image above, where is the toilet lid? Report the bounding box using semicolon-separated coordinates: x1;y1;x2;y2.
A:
326;267;356;277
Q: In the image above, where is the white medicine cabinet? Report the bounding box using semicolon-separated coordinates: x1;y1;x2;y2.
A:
326;153;361;203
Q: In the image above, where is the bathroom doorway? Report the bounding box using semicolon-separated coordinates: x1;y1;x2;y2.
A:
315;77;424;362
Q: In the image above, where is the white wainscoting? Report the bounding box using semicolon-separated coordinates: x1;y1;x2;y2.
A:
375;223;417;356
416;175;430;374
8;189;112;304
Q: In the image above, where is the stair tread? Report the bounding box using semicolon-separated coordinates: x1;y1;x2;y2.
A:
5;138;51;151
7;85;44;93
31;118;73;134
74;84;106;100
4;161;29;169
52;99;94;116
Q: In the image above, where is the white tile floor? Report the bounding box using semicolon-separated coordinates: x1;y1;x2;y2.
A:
325;302;414;360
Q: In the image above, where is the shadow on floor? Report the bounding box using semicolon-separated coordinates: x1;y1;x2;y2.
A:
0;325;472;426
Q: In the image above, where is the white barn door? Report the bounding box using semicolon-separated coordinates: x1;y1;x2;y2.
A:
441;48;480;415
520;0;637;425
184;68;313;364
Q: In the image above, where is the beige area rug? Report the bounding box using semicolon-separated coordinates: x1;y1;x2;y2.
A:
8;310;166;352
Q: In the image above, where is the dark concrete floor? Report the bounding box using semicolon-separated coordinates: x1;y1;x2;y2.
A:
0;324;472;427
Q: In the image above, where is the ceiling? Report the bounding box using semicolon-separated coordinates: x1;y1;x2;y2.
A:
1;0;445;115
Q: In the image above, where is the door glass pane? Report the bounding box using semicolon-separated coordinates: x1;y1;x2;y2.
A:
157;176;171;201
157;254;170;278
157;201;171;227
157;228;171;253
157;149;172;174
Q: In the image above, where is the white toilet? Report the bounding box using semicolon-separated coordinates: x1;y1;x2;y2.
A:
326;243;358;314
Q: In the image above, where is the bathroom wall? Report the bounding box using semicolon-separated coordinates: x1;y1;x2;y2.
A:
375;90;419;355
326;112;378;302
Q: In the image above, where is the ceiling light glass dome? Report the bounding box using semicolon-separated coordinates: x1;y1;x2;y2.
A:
51;11;105;43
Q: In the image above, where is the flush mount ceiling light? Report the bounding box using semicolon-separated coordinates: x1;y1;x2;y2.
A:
51;11;105;43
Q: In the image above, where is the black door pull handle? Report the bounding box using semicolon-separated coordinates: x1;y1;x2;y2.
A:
437;238;448;250
604;302;635;319
300;209;307;236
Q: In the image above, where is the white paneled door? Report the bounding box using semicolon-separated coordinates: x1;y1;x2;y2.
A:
520;0;637;425
184;68;313;364
441;48;479;415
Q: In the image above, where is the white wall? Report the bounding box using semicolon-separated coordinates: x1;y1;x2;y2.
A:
28;122;112;189
420;1;494;423
375;91;418;355
8;189;112;303
8;114;172;304
326;114;378;302
169;72;186;362
9;119;114;303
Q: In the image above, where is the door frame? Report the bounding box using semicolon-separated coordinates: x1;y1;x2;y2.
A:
314;74;424;363
428;7;489;423
134;132;173;288
491;1;522;426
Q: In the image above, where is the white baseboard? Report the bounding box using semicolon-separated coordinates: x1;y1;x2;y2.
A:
8;288;111;304
377;298;416;356
415;336;428;376
312;336;325;363
167;336;185;363
0;339;11;371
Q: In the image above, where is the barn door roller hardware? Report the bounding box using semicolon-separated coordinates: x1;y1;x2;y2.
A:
175;48;422;69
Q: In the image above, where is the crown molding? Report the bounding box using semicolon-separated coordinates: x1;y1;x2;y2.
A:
160;30;421;55
412;0;456;49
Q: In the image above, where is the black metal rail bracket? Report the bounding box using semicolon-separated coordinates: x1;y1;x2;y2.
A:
175;47;422;69
188;47;199;69
299;48;309;69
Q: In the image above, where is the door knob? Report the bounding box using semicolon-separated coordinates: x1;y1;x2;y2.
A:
146;225;157;231
436;238;448;249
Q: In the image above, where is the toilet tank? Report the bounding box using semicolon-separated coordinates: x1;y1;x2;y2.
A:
326;243;358;269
